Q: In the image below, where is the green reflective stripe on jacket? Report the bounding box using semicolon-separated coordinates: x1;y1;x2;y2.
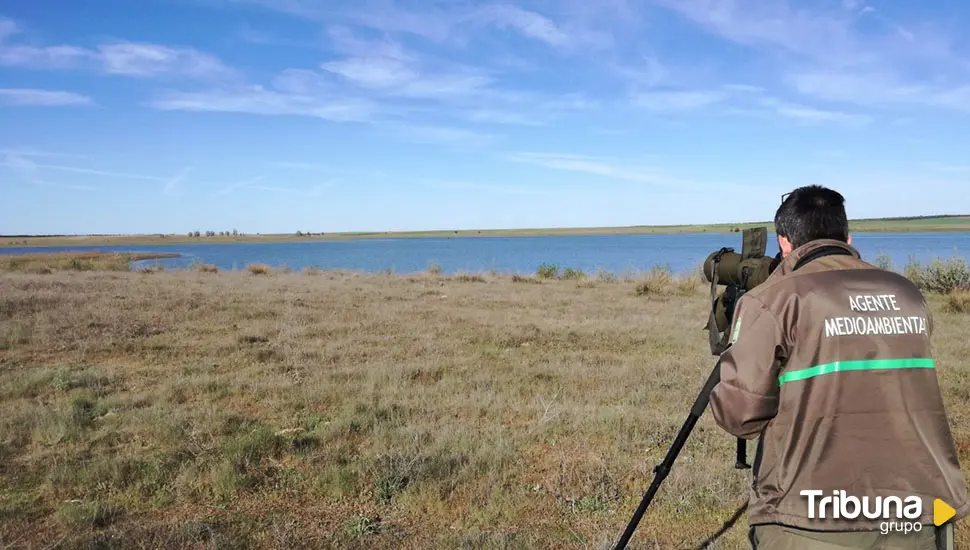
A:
778;358;935;386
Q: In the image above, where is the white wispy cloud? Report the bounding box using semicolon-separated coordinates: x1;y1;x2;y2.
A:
758;98;872;126
247;182;335;196
382;124;496;149
422;179;545;196
269;161;331;171
97;43;237;81
213;176;265;197
475;4;570;47
465;109;545;126
507;152;682;187
318;28;599;127
228;1;614;50
27;179;97;192
148;86;378;122
653;1;970;112
0;36;91;69
0;154;168;182
0;152;172;192
0;148;87;159
321;55;492;100
925;162;970;174
268;162;388;180
651;0;896;66
231;0;324;19
625;78;873;124
631;90;727;112
320;29;502;103
350;3;455;43
788;71;970;111
154;22;593;131
0;17;18;41
207;176;331;198
0;17;236;81
271;69;331;95
505;151;759;193
0;88;93;106
162;167;192;196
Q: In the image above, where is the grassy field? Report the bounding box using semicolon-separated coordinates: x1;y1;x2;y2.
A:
3;216;969;248
1;263;968;549
0;252;179;273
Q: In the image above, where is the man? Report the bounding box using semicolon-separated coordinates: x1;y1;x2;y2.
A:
709;185;968;549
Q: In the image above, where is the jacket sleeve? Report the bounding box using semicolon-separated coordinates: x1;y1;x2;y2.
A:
709;295;785;439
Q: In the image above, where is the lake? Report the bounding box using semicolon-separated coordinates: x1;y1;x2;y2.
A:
1;232;968;275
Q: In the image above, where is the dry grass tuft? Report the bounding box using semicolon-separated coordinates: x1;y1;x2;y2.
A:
512;274;541;284
136;264;166;274
0;270;967;548
945;290;970;314
246;263;272;275
451;273;487;283
196;264;219;274
633;266;703;297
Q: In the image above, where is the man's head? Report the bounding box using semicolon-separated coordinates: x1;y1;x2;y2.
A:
775;185;851;257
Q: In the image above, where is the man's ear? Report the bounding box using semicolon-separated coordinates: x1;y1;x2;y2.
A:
778;235;794;258
847;234;852;246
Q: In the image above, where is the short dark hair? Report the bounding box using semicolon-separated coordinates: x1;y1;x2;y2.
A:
774;185;849;249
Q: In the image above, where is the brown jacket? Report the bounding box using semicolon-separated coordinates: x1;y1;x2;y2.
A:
710;239;969;531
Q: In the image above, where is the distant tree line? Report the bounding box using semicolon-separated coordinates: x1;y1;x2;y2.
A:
184;230;327;238
188;229;241;237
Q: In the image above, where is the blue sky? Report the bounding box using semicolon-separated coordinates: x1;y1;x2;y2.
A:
2;0;969;235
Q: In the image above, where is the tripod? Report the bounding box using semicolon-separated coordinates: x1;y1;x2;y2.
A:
613;361;750;550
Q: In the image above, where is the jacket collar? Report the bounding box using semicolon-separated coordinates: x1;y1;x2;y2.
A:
772;238;860;277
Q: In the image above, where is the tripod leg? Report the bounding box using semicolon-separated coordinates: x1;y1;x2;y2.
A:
613;362;722;550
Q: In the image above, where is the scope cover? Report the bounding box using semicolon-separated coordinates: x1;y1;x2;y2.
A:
741;227;767;260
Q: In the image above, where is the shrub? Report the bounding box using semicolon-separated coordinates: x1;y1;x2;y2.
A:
427;261;443;276
453;274;486;283
904;257;924;288
247;264;271;275
536;263;560;280
596;269;617;283
561;268;585;280
874;253;895;272
945;290;970;314
905;257;970;294
196;264;218;274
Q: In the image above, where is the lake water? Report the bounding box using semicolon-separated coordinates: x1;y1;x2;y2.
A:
2;233;968;275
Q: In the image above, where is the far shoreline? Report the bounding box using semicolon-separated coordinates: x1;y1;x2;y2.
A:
2;216;969;248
